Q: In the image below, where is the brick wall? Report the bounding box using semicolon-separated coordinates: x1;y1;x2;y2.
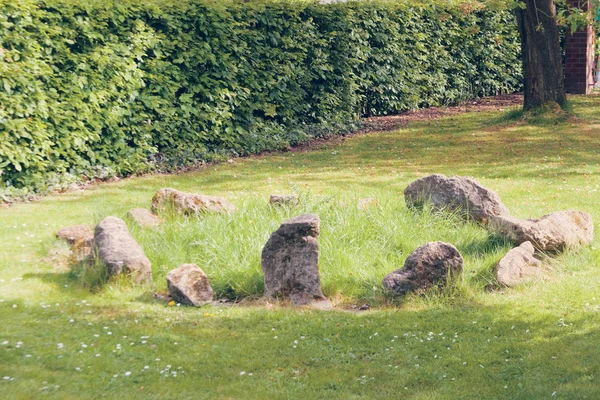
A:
564;0;595;94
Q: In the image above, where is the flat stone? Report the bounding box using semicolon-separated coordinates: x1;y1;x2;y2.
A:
166;264;213;306
127;208;161;228
489;210;594;252
404;174;509;223
496;241;542;287
56;224;94;246
269;194;299;206
93;216;152;284
151;188;235;215
383;242;464;297
262;214;326;305
357;198;378;210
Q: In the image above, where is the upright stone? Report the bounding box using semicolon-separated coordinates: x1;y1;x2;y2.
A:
151;188;235;215
383;242;463;297
167;264;213;306
404;174;509;223
93;216;152;284
261;214;326;305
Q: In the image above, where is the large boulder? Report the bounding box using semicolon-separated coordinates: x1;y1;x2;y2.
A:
166;264;213;306
496;241;542;287
404;174;509;223
489;210;594;253
151;188;235;215
93;216;152;284
127;208;161;228
261;214;327;305
383;242;464;297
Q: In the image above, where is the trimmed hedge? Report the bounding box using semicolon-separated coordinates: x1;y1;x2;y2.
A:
0;0;521;192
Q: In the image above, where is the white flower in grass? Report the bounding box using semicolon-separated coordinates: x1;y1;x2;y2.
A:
124;371;131;377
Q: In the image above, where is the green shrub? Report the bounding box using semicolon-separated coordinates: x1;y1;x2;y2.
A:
0;0;522;192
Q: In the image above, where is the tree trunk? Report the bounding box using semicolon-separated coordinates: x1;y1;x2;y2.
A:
515;0;567;110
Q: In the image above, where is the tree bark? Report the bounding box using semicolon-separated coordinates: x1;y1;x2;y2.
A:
515;0;567;110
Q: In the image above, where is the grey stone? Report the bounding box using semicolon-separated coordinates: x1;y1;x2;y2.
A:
127;208;161;228
56;224;94;246
489;210;594;252
269;194;299;206
383;242;464;297
166;264;213;306
496;241;542;287
93;216;152;284
261;214;326;305
404;174;509;223
151;188;235;215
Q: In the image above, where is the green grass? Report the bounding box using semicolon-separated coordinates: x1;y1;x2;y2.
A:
2;95;600;398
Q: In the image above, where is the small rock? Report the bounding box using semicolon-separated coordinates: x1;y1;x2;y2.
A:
496;241;542;287
127;208;161;228
166;264;213;306
404;174;509;223
269;194;299;206
383;242;464;297
56;225;94;247
489;210;594;252
262;214;327;305
93;216;152;284
357;198;378;210
151;188;235;215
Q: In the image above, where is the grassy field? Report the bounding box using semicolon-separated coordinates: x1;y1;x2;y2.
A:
2;95;600;399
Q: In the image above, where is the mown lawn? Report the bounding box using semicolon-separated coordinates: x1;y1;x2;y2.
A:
2;96;600;399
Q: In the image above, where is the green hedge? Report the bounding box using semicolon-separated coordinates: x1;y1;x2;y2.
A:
0;0;521;193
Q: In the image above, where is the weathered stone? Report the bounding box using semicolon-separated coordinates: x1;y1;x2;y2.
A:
383;242;464;297
496;241;542;287
269;194;299;206
166;264;213;306
56;224;94;246
489;210;594;252
127;208;161;228
357;198;378;210
151;188;235;215
93;216;152;284
404;174;509;223
261;214;326;305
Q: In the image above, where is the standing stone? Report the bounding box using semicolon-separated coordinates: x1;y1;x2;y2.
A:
489;210;594;252
269;194;299;206
166;264;213;306
93;216;152;284
261;214;326;305
56;224;94;246
404;174;510;223
127;208;161;228
383;242;464;297
496;241;542;287
151;188;235;215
